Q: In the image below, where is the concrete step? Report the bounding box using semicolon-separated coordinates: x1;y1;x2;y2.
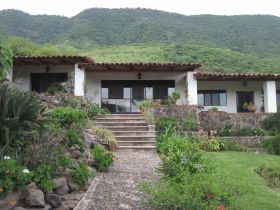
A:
94;122;148;127
115;136;155;141
117;145;156;149
100;126;150;131
112;131;156;136
97;114;144;119
95;118;147;123
117;141;156;146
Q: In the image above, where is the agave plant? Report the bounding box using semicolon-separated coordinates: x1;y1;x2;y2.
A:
0;83;49;158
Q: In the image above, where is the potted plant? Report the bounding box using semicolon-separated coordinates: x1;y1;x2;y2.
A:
247;102;257;112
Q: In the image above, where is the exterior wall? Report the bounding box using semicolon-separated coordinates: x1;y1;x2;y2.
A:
263;81;277;113
187;71;197;105
85;71;189;104
197;81;264;113
13;64;75;92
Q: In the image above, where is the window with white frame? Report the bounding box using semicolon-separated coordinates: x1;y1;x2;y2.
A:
198;90;227;106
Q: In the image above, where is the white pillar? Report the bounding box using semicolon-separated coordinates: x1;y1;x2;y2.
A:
263;81;277;113
187;71;198;105
5;68;13;82
74;64;85;97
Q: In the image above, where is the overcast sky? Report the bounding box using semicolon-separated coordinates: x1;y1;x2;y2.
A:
0;0;280;17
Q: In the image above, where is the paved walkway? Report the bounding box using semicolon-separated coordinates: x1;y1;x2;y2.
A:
75;149;161;210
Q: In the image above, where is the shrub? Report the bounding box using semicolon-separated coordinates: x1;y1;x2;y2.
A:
62;129;82;147
47;82;66;95
198;138;226;152
91;127;117;151
183;113;198;131
219;126;267;137
155;116;179;134
262;135;280;155
255;164;280;191
31;164;54;193
92;146;114;172
0;84;49;158
0;157;31;192
85;103;109;118
138;99;155;113
52;107;87;127
71;163;92;187
166;91;180;106
262;113;280;135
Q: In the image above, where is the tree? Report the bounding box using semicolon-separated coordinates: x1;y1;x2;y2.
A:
0;40;13;80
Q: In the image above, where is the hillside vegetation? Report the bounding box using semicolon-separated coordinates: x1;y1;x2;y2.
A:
1;8;280;57
1;8;280;73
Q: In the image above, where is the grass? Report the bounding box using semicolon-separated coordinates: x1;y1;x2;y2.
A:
206;151;280;210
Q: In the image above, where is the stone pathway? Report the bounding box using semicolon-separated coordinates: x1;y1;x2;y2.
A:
75;149;161;210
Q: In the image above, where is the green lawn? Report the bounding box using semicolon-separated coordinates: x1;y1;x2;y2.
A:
207;152;280;210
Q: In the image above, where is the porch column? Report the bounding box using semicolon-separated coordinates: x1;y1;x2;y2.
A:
263;81;277;113
186;71;198;105
74;64;85;97
5;68;13;82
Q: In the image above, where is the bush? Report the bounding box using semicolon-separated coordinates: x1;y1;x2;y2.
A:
262;135;280;155
0;84;49;158
166;91;180;106
71;163;92;187
85;103;109;118
0;157;31;193
155;116;179;135
198;138;226;152
52;107;87;127
91;127;117;151
47;82;66;95
262;113;280;135
138;99;155;113
255;164;280;191
183;113;198;131
31;164;54;193
62;129;82;147
92;146;113;172
219;125;267;137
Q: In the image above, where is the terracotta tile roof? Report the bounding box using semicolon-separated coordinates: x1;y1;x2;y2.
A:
14;56;95;65
79;62;201;72
195;72;280;80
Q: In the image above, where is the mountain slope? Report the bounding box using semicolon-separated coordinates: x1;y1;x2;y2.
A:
1;8;280;57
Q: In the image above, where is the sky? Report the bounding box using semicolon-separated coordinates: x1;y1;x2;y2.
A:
0;0;280;17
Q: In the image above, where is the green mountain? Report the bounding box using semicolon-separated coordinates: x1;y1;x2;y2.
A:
1;8;280;57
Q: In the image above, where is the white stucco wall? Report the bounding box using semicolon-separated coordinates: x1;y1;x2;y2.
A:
187;71;197;105
263;81;277;113
197;81;264;113
13;64;75;92
85;71;189;105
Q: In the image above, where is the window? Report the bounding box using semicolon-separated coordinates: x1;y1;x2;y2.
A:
198;90;227;106
277;90;280;106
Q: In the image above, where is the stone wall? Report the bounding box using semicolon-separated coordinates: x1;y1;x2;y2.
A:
198;111;272;132
153;105;198;120
220;136;272;146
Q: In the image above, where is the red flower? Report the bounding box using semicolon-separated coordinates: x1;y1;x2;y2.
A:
217;205;224;210
112;156;118;161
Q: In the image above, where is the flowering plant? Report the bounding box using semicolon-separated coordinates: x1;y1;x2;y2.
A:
0;157;31;194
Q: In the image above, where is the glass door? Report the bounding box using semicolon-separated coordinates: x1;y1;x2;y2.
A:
131;86;145;112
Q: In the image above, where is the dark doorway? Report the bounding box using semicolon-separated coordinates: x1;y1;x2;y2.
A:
236;91;254;112
31;73;68;93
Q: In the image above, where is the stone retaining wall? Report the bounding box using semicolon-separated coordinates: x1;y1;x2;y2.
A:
178;131;208;139
153;105;198;120
199;111;272;132
220;136;272;146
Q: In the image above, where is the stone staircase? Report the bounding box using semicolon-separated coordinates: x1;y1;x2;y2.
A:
94;114;156;149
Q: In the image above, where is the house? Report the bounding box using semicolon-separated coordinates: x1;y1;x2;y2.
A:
8;56;280;113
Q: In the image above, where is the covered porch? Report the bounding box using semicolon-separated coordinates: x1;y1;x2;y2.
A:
80;63;200;113
195;72;280;113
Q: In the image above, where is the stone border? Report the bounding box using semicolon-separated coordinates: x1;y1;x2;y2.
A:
220;136;273;146
73;175;100;210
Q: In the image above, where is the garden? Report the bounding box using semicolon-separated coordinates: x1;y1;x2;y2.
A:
138;97;280;210
0;45;115;210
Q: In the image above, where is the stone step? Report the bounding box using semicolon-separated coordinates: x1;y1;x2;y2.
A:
100;126;150;131
117;145;156;149
94;122;148;127
115;136;156;141
112;131;156;136
117;141;156;146
95;118;147;123
97;114;144;119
